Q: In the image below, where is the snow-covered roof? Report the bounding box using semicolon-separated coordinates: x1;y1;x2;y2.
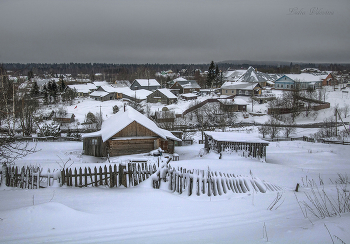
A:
160;129;182;142
223;69;247;81
173;77;187;82
89;91;110;97
83;106;180;142
221;82;259;90
93;81;109;87
217;98;248;105
283;73;328;82
205;131;269;144
120;88;152;100
181;93;198;98
68;83;97;93
134;79;160;87
175;80;201;89
157;88;177;99
236;66;276;83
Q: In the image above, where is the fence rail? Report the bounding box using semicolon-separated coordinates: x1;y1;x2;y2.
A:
152;164;282;196
1;160;162;189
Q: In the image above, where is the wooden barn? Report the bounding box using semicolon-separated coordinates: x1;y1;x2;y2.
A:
204;131;269;161
82;106;181;157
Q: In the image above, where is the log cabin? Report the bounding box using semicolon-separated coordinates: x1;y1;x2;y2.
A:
82;106;181;157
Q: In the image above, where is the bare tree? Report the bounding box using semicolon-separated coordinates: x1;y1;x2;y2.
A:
342;104;349;118
0;136;37;165
266;118;281;139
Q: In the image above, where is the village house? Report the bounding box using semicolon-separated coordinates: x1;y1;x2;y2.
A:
130;79;161;91
67;83;97;97
82;106;181;157
89;85;116;101
217;98;248;112
53;113;75;124
220;82;262;96
322;72;338;86
180;93;198;101
154;110;176;123
147;88;177;105
274;73;328;90
170;80;201;95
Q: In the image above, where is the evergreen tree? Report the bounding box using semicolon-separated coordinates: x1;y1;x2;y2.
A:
42;84;49;105
30;81;40;97
27;70;34;80
59;76;66;92
215;65;220;88
206;61;216;88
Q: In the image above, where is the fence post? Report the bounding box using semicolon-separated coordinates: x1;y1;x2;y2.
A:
1;163;7;187
119;164;127;187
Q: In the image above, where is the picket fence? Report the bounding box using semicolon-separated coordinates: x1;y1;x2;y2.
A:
152;164;282;196
1;161;159;189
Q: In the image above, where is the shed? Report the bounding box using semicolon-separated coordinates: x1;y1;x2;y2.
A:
54;113;75;124
204;131;269;161
82;106;181;157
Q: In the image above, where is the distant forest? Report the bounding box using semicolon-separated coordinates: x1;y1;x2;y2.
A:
2;62;350;82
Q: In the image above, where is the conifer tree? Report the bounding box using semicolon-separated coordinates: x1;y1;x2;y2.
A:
206;61;216;89
30;81;40;96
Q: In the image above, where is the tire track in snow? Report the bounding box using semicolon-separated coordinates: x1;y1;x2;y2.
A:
1;205;302;244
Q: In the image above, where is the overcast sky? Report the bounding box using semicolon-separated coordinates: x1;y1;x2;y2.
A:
0;0;349;64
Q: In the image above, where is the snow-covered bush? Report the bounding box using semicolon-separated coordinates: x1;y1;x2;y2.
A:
37;122;60;137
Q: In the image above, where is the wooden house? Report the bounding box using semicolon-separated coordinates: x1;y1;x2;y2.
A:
221;82;262;96
180;93;198;101
130;79;161;91
82;106;181;157
147;88;177;104
67;83;97;97
170;80;201;95
217;98;248;112
274;74;327;90
154;111;176;123
54;113;75;124
89;86;116;101
322;73;338;86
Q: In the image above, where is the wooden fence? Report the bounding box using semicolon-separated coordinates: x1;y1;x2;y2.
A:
0;160;160;189
152;164;282;196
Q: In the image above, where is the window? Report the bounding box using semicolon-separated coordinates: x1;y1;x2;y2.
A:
239;90;242;95
287;85;289;88
92;139;97;145
245;91;249;95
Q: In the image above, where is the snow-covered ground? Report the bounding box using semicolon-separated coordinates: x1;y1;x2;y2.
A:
1;85;350;243
1;135;350;243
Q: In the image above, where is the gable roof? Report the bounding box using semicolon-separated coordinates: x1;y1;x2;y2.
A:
133;79;160;87
83;106;178;142
173;80;201;89
67;83;97;93
236;66;276;83
157;88;177;99
89;90;110;97
221;81;260;90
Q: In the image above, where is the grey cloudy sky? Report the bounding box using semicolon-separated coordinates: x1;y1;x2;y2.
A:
0;0;349;64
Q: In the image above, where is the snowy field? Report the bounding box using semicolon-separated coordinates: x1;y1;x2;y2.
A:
1;86;350;243
1;137;350;243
